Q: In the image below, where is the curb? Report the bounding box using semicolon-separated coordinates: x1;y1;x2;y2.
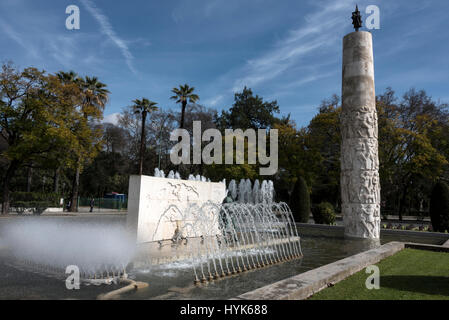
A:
235;241;405;300
405;242;449;253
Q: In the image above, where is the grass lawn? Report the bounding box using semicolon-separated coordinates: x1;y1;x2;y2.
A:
309;248;449;300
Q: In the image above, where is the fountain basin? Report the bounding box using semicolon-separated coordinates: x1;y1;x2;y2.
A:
1;215;444;299
132;236;301;267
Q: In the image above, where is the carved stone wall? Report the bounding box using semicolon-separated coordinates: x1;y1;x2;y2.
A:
341;31;380;239
127;175;226;243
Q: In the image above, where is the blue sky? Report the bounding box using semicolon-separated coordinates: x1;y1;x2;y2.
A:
1;0;448;127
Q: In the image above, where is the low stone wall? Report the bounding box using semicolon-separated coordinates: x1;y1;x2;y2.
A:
234;241;405;300
297;223;449;245
404;242;449;253
380;228;449;244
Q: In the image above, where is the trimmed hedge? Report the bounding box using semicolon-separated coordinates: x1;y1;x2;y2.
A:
312;202;336;225
11;192;60;207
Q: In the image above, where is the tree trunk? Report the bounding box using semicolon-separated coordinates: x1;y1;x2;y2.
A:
53;167;60;194
180;100;187;130
2;181;11;215
139;112;147;175
2;161;18;215
70;164;80;212
176;101;187;173
26;166;33;192
398;185;408;221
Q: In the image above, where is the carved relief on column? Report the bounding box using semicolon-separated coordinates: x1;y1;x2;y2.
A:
341;138;379;171
341;107;380;238
342;203;380;239
341;170;380;204
340;106;378;140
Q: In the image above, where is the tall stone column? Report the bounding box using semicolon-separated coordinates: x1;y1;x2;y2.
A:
341;31;380;239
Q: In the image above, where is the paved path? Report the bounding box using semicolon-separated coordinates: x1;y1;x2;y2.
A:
0;211;127;218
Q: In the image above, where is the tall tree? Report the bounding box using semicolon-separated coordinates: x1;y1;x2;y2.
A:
377;88;448;219
306;97;341;207
274;120;316;195
170;84;199;130
215;87;279;130
72;76;109;211
103;123;127;154
57;72;110;212
114;107;178;180
132;98;158;175
209;87;281;183
0;64;81;214
80;76;110;118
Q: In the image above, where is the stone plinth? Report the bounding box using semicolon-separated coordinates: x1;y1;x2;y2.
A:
127;175;226;244
341;31;380;239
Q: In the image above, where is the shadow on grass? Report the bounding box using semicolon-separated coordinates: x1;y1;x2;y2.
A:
380;276;449;297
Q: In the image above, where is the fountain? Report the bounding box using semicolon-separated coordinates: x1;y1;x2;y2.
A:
0;170;302;293
2;219;134;282
127;173;302;284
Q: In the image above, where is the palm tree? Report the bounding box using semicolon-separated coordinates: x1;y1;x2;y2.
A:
170;84;199;129
80;76;109;118
58;72;109;117
57;70;79;84
70;76;109;211
132;98;158;175
56;72;110;212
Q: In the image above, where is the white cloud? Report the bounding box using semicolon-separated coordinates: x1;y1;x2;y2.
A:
102;112;120;125
0;7;107;73
80;0;137;75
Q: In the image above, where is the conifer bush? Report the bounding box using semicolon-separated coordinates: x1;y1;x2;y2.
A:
290;177;311;223
429;181;449;232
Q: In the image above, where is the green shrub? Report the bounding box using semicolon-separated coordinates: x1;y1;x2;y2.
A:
312;202;336;225
10;192;59;207
289;177;311;223
429;181;449;232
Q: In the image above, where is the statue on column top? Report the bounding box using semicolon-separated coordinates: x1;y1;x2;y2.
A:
352;5;362;32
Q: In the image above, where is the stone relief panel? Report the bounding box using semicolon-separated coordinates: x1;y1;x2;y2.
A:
341;171;380;204
127;175;226;243
342;203;380;239
341;138;379;171
152;181;200;202
340;108;378;139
